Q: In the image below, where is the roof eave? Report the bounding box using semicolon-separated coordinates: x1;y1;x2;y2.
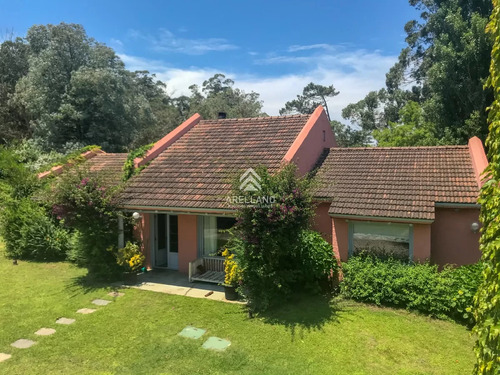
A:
329;213;434;224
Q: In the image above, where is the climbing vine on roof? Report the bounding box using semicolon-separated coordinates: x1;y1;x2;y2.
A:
472;0;500;373
122;143;154;181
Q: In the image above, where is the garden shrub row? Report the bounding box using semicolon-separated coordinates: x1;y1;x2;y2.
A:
340;253;482;325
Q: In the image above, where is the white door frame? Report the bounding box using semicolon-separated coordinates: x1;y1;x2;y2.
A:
151;213;178;270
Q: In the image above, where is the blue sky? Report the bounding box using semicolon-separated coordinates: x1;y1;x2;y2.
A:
1;0;420;119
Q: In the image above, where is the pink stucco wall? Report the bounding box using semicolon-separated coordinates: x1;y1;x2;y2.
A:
412;224;431;262
332;217;349;262
468;136;488;187
178;214;198;274
313;202;333;244
431;207;481;266
134;213;152;269
282;105;337;175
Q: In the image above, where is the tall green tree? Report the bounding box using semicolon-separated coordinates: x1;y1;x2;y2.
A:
343;0;493;145
0;23;181;152
11;23;157;151
373;101;440;146
280;82;339;120
472;1;500;373
179;74;264;119
0;37;30;143
281;82;370;147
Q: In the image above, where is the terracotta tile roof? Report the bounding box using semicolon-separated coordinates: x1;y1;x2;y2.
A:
314;146;479;221
86;153;127;185
121;115;310;210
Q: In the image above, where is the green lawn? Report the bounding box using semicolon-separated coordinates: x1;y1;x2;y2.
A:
0;244;475;375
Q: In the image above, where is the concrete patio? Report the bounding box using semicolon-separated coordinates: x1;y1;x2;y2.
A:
121;269;242;304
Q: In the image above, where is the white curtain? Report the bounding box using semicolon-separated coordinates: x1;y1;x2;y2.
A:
203;216;217;256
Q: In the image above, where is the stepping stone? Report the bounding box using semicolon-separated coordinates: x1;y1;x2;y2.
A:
202;337;231;351
56;317;75;325
35;328;56;336
92;299;111;306
0;353;12;362
178;326;206;340
108;291;124;297
11;339;36;349
76;308;96;314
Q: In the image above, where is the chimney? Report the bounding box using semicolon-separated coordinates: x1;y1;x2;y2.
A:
218;112;227;119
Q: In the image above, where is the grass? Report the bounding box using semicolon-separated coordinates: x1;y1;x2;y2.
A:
0;244;476;374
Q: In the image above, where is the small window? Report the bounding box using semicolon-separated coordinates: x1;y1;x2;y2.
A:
349;221;412;259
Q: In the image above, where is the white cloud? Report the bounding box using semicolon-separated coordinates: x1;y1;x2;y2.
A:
118;47;396;122
287;43;336;52
127;28;238;55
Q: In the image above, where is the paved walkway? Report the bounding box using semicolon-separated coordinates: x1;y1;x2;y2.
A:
122;270;244;304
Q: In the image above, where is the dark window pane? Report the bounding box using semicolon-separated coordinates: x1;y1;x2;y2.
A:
157;214;166;250
216;217;236;254
169;215;178;253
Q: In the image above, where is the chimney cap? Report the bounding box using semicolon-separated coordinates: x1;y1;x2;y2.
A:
218;112;227;119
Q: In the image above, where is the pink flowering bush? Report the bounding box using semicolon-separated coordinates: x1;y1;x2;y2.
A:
228;163;337;312
50;166;124;278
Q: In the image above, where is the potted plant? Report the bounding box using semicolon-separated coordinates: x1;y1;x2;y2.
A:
116;242;145;285
222;249;241;300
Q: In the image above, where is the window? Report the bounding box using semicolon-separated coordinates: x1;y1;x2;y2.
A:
198;216;236;256
169;215;178;253
349;221;412;259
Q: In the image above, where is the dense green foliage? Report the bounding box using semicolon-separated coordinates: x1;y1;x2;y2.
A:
343;0;493;145
0;147;71;260
0;24;263;153
0;146;40;201
473;0;500;373
372;101;440;146
0;197;71;261
341;254;482;325
229;164;337;312
183;74;264;119
50;167;123;278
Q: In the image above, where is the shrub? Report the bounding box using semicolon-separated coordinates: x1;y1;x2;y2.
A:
0;147;40;202
116;242;145;273
295;230;339;291
229;164;337;312
0;198;70;261
341;254;482;325
51;166;124;278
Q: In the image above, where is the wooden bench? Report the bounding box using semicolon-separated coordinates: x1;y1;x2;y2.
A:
188;256;225;284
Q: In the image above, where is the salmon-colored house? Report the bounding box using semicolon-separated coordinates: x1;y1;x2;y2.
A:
118;106;487;274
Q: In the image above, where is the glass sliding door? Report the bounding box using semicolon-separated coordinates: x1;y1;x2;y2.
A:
153;214;179;270
154;214;168;267
167;215;179;270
